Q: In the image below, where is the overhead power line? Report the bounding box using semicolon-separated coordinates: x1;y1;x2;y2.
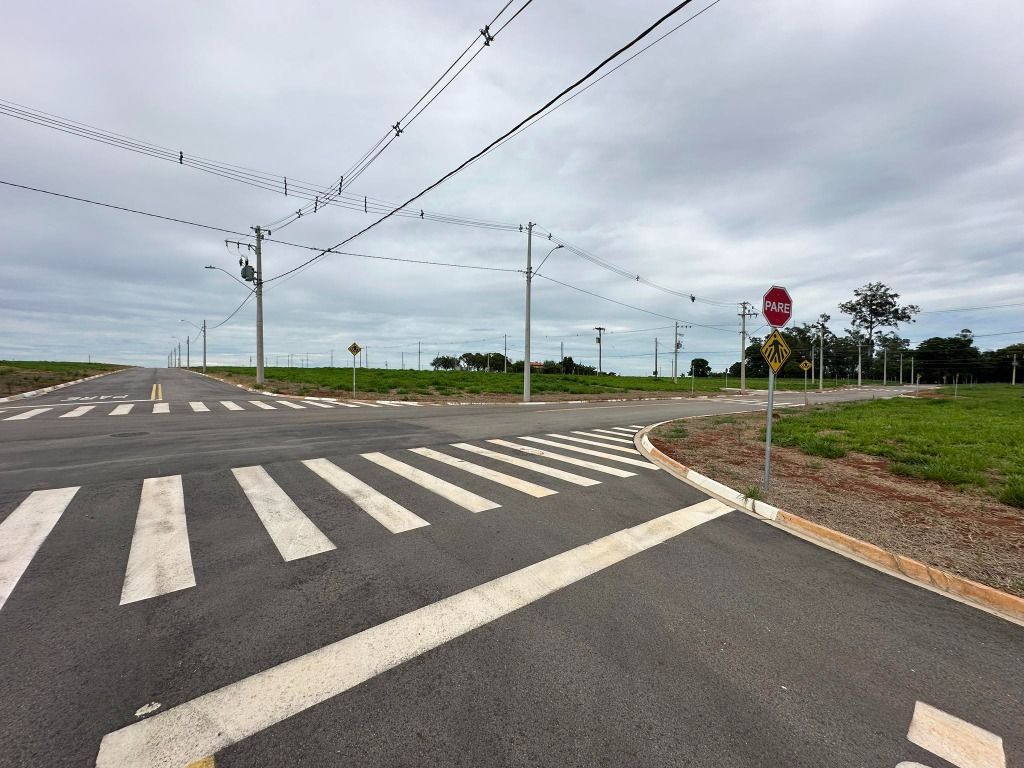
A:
918;301;1024;315
266;0;535;232
0;178;251;238
265;0;712;285
0;98;523;234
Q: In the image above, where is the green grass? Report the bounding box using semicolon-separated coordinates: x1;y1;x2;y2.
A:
771;385;1024;506
208;366;836;398
0;360;125;397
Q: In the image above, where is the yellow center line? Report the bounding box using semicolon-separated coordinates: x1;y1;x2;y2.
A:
149;384;156;401
150;383;164;401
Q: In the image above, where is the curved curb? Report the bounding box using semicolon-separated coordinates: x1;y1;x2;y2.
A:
0;368;126;403
634;420;1024;626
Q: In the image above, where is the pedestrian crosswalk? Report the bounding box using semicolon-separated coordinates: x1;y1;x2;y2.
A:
0;427;649;612
0;398;432;421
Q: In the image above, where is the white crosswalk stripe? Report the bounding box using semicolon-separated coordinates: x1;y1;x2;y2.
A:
486;439;636;478
362;452;500;513
378;400;422;407
120;475;195;605
189;402;210;412
60;405;96;418
570;430;633;444
517;437;658;469
608;427;636;434
0;486;80;612
275;400;305;410
627;425;645;429
4;408;52;420
302;400;334;408
232;466;336;561
410;447;556;498
450;443;601;486
221;401;244;411
249;400;276;410
152;403;170;414
329;401;361;408
547;434;641;454
303;458;429;533
109;404;134;416
593;428;635;439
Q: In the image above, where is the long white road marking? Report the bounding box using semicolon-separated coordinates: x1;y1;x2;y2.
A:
450;443;601;486
59;405;95;418
302;400;334;408
109;403;134;416
152;403;170;414
374;401;405;407
220;401;244;411
517;437;658;470
548;434;640;454
570;430;633;444
94;498;731;768
905;701;1006;768
411;447;556;498
627;424;645;429
302;458;429;533
0;487;79;612
378;400;422;406
593;428;635;439
487;439;636;478
351;401;382;407
249;400;276;410
275;400;305;410
608;427;637;434
327;401;360;408
4;408;52;420
119;476;195;605
189;402;210;413
232;466;336;561
361;452;500;513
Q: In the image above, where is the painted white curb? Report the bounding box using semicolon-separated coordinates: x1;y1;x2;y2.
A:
0;368;125;403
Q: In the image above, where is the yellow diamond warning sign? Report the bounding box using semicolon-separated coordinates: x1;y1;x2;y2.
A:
799;359;812;372
761;329;791;375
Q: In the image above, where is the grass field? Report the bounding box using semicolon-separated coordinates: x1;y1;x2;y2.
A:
771;384;1024;507
0;360;125;397
208;366;838;399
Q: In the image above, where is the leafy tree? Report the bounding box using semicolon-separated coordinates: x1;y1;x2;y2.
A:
914;335;981;383
690;358;711;377
838;283;919;362
431;355;461;371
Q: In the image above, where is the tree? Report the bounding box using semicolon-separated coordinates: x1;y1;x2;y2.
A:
838;283;919;362
690;358;711;377
431;355;460;371
914;335;981;383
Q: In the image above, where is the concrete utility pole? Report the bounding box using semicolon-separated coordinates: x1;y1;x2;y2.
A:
857;342;863;387
673;322;679;382
911;357;915;388
523;222;534;403
595;326;606;374
254;226;265;386
1013;353;1018;385
654;338;659;377
560;341;564;373
819;325;825;392
504;335;508;373
186;336;190;369
178;342;181;368
738;302;757;393
900;353;903;385
418;341;421;371
883;347;887;386
201;320;206;373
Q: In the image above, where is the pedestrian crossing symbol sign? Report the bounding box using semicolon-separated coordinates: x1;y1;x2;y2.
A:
761;329;791;375
799;359;812;373
348;342;361;357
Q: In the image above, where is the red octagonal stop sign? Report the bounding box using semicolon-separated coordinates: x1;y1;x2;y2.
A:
762;285;793;328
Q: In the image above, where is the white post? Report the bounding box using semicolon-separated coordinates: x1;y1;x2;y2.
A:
739;302;749;393
202;320;207;374
254;226;265;386
900;353;903;385
523;222;534;403
1013;354;1018;385
763;368;776;494
819;327;824;392
883;347;887;386
857;342;862;387
673;321;679;383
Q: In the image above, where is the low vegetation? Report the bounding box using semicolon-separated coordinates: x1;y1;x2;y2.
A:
771;385;1024;505
207;365;836;399
0;360;125;397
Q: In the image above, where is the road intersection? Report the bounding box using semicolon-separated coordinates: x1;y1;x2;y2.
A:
0;369;1018;766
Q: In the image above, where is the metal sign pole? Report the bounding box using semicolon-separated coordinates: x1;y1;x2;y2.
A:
352;355;356;397
763;368;776;494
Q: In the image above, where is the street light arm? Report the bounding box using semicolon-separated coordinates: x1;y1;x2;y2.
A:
204;265;256;294
532;244;563;278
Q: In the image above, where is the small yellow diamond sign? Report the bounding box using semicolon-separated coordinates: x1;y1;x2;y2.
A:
761;329;791;375
348;342;362;357
799;359;812;372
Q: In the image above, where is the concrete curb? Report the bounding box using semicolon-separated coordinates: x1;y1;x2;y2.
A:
635;420;1024;625
0;368;125;403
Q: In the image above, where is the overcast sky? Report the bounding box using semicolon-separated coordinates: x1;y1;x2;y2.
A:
2;0;1021;374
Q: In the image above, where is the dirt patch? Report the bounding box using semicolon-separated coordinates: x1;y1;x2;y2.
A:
651;413;1024;598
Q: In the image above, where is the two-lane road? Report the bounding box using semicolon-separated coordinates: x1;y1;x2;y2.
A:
0;368;1018;767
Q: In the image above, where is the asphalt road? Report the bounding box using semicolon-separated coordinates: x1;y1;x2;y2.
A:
0;368;1019;767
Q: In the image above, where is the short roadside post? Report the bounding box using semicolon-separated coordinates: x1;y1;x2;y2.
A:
760;286;793;495
800;359;812;405
348;342;361;397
